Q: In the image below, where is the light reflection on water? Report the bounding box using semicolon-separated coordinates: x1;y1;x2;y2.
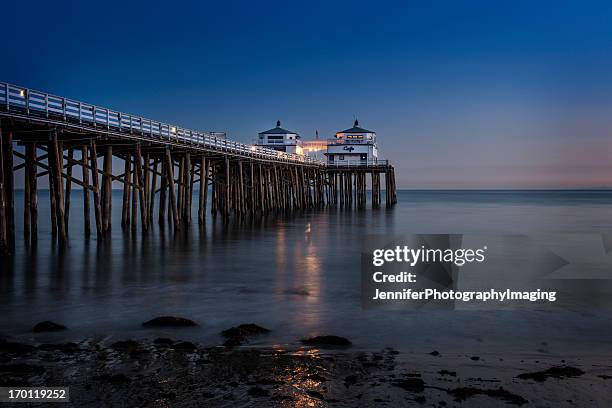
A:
1;190;612;354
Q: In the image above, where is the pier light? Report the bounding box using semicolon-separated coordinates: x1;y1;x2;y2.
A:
170;126;177;133
19;89;25;97
250;145;257;151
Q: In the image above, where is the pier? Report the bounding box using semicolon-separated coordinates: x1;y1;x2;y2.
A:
0;82;397;255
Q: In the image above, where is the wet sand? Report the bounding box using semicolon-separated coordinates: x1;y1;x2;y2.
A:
1;336;611;407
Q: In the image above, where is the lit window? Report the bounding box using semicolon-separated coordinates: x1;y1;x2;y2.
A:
339;155;344;160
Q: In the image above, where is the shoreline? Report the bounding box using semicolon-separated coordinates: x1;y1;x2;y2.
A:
2;335;611;407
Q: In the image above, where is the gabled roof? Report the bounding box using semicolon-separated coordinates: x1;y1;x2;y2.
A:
259;120;298;135
337;119;374;134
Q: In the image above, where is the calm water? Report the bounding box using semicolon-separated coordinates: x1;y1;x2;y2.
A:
1;190;612;354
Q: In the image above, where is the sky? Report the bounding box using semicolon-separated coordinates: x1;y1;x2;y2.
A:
4;0;612;188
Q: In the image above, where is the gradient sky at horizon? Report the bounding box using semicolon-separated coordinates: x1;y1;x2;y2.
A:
4;0;612;188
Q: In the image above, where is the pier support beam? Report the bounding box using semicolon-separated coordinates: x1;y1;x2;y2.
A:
89;140;103;237
198;156;207;225
165;149;179;228
82;146;90;237
0;126;8;255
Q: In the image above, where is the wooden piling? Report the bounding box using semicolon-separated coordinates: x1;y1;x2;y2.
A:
51;133;67;244
149;158;158;223
121;154;131;227
64;148;74;232
81;146;90;236
27;143;38;242
89;140;103;237
102;146;112;233
158;160;167;224
0;126;7;255
198;156;207;225
134;145;147;231
165;149;179;227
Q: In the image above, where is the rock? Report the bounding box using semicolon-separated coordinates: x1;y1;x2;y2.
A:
221;324;270;338
247;386;269;397
344;375;358;387
0;363;45;376
429;351;440;356
38;342;80;353
391;378;425;393
470;356;480;361
153;338;174;346
0;339;37;354
306;374;328;382
448;386;527;405
110;340;140;353
301;335;352;347
173;341;197;352
516;366;584;382
93;373;131;385
142;316;197;327
306;390;324;400
33;321;67;332
221;324;270;347
439;370;456;377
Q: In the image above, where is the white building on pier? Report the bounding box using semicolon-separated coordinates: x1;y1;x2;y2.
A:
325;120;378;164
255;120;303;155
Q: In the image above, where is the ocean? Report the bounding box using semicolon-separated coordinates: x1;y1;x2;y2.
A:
1;190;611;355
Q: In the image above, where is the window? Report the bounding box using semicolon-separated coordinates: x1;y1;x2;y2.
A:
339;155;345;160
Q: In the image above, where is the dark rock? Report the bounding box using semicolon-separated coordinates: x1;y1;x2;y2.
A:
439;370;456;377
33;321;67;332
173;341;196;352
0;363;45;376
516;366;584;382
221;324;270;338
255;378;283;386
414;395;427;403
598;375;612;380
110;340;140;352
470;356;480;361
159;391;177;399
448;386;527;405
344;375;358;387
247;386;269;397
142;316;197;327
93;373;131;385
38;342;80;353
301;335;351;347
306;390;324;400
391;377;425;393
153;337;174;346
429;350;440;356
306;374;328;382
201;392;215;398
271;395;295;401
0;339;36;354
221;324;270;347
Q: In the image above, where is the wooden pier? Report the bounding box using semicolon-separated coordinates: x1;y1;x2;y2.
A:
0;82;397;255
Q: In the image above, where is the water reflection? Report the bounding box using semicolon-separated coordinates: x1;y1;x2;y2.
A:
1;190;612;353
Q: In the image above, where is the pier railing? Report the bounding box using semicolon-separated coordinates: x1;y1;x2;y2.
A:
0;82;325;166
327;159;390;168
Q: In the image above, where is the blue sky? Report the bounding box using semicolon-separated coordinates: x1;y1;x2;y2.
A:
4;0;612;188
